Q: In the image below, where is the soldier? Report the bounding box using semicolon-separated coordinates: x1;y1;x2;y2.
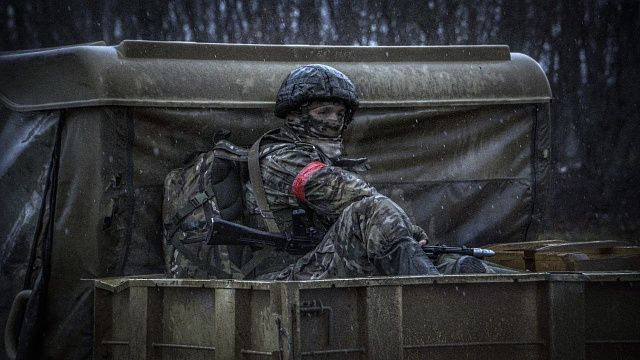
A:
245;64;496;280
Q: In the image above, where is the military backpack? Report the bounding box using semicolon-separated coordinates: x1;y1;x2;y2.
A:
162;133;283;279
162;140;251;279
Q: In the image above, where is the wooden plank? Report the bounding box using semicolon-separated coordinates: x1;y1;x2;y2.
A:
488;240;640;272
568;255;640;271
536;240;629;253
485;240;565;251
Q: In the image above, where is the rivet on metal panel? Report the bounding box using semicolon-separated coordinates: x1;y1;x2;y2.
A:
299;300;334;345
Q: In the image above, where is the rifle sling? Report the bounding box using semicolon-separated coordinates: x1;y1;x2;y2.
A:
248;133;281;233
242;133;282;277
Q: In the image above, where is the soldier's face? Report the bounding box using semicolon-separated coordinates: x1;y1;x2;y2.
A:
306;101;347;138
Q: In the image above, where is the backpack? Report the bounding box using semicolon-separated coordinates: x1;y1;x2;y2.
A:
162;140;250;279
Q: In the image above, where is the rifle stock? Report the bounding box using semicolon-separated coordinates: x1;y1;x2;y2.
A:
209;218;319;255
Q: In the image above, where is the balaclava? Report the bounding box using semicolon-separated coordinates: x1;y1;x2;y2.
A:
286;101;346;159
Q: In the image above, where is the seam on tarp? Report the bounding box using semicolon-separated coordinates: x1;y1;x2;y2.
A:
41;112;63;284
16;113;64;359
118;110;136;275
23;112;61;290
524;106;539;241
372;177;531;186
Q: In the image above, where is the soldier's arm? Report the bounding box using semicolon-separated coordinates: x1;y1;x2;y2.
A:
291;161;378;217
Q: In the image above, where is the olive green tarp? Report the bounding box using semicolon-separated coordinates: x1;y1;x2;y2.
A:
0;41;550;359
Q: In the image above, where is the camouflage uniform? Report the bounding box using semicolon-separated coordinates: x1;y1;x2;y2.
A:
242;64;503;279
163;64;500;279
245;127;440;279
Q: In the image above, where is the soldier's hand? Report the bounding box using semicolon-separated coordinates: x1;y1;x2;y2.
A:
411;224;429;245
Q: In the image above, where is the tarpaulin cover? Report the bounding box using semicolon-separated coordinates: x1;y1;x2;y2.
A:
1;103;548;358
0;41;550;359
0;108;58;359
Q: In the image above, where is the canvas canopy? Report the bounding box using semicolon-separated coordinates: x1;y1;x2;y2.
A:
0;41;551;359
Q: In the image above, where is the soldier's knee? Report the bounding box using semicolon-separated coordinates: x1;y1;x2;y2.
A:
373;237;439;276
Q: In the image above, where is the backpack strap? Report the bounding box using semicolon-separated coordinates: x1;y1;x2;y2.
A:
164;189;215;240
164;153;218;239
239;133;283;278
248;133;281;233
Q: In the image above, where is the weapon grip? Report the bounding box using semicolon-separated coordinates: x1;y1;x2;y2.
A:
292;209;307;238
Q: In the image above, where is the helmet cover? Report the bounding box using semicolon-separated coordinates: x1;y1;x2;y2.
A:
274;64;359;124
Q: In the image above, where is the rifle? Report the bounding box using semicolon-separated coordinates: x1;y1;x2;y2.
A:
420;245;495;259
208;209;323;255
208;213;495;259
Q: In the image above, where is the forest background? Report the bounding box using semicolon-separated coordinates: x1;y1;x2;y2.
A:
2;0;639;242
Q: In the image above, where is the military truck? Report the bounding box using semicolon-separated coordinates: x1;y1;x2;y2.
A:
1;41;638;359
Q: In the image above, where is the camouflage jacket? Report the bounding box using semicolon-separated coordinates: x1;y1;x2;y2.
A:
244;126;378;232
244;126;443;279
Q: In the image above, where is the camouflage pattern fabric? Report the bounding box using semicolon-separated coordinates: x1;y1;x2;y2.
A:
244;126;373;222
274;64;359;122
260;194;439;280
245;125;509;279
283;102;347;159
162;125;505;279
246;126;440;279
163;150;244;279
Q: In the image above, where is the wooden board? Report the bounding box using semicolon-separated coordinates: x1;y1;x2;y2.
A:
485;240;640;272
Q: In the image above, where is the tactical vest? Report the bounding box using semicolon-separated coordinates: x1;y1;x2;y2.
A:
162;139;251;279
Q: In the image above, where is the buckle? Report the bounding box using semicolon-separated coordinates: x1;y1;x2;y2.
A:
189;192;209;208
259;209;276;220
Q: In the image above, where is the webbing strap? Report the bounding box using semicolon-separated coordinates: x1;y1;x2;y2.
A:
248;134;281;233
238;248;274;278
166;189;214;240
240;134;283;277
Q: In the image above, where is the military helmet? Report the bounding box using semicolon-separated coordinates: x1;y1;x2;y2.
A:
274;64;359;123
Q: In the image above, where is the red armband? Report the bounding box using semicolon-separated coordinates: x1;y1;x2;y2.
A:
292;161;326;203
